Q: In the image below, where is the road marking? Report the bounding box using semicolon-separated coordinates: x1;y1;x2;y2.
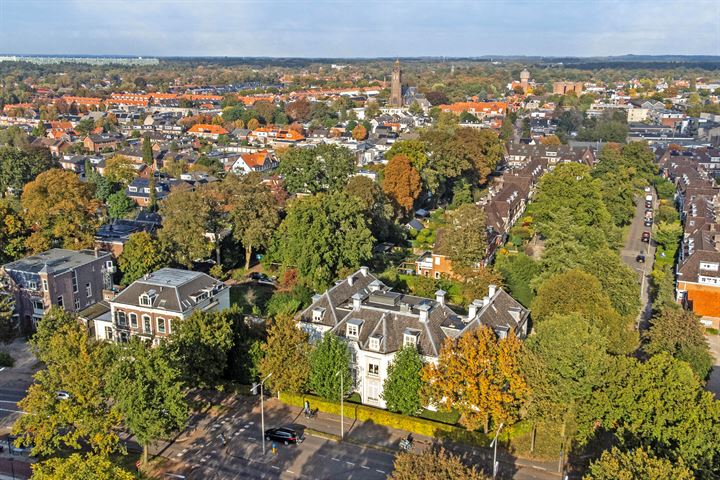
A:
0;367;5;373
345;461;355;466
0;400;19;403
376;469;386;474
0;407;26;414
271;465;280;470
331;457;340;462
287;469;295;474
531;465;547;471
361;466;369;469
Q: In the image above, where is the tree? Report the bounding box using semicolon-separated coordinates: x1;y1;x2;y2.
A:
540;134;561;145
389;448;489;480
31;453;135;480
267;192;374;290
382;154;422;216
108;338;188;464
285;98;311;122
425;91;449;106
385;139;429;171
532;270;637;355
653;221;682;250
14;320;121;456
606;354;720;477
522;313;619;444
117;232;167;286
585;447;694;480
29;308;78;361
344;175;394;240
163;308;234;388
0;277;15;344
0;198;28;264
352;124;367;141
645;306;713;380
408;101;423;116
382;345;424;415
106;190;134;219
225;173;280;270
158;189;214;268
436;204;487;269
104;155;137;186
21;169;101;252
278;144;355;194
422;326;527;433
258;315;311;394
365;101;381;119
0;146;56;196
308;333;353;400
247;117;260;130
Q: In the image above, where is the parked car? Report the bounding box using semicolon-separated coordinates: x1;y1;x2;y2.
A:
644;219;653;227
264;427;304;445
636;253;646;263
642;232;650;242
644;186;652;193
645;201;653;209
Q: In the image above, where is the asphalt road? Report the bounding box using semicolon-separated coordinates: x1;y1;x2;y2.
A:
156;396;563;480
619;191;656;329
0;340;36;433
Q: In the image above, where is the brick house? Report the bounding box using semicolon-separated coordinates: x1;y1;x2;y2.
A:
2;249;114;332
95;268;230;344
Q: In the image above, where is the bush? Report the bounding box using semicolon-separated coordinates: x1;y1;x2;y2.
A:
279;391;498;447
265;292;302;318
0;350;15;367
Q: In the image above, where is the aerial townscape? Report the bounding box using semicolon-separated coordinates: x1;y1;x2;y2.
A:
0;1;720;479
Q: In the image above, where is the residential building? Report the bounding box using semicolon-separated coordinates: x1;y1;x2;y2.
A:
96;268;230;344
94;212;162;257
2;249;114;332
297;268;529;409
84;133;122;152
187;123;229;139
552;81;583;95
415;252;454;279
229;150;278;174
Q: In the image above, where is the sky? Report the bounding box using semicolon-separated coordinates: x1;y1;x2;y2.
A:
0;0;719;58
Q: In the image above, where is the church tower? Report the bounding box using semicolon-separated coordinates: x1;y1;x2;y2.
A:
389;59;403;107
520;68;530;93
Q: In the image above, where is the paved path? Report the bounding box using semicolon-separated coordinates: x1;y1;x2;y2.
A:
0;340;37;433
619;192;656;330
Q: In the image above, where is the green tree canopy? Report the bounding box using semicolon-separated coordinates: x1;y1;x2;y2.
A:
644;306;713;380
382;345;424;415
390;448;489;480
436;204;487;269
585;447;694;480
108;338;188;464
0;146;56;196
259;314;310;394
117;232;168;286
308;332;353;401
162;308;235;388
31;453;135;480
267;191;374;290
107;190;134;219
278;144;355;194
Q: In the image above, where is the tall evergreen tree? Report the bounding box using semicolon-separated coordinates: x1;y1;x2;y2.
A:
382;345;424;415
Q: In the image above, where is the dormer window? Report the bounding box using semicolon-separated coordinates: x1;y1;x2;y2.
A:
346;319;362;339
312;307;325;323
403;329;420;348
139;290;157;307
369;335;382;351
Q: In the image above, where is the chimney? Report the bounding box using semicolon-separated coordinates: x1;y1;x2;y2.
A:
468;299;482;319
417;303;431;323
348;274;355;287
360;266;369;277
488;284;497;298
482;296;490;307
351;293;362;310
435;289;446;306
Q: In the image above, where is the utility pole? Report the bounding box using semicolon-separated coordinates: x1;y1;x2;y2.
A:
253;372;273;455
491;423;504;479
335;370;344;440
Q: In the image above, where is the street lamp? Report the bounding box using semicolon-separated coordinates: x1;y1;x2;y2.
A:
490;422;504;479
252;372;273;455
335;370;344;440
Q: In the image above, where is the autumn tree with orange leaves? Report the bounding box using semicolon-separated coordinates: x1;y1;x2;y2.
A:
421;326;527;433
382;154;422;217
352;124;367;141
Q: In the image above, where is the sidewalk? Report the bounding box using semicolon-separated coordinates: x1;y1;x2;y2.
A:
266;397;561;477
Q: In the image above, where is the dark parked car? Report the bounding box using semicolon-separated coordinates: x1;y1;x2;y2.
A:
636;253;646;263
264;427;304;445
645;201;653;209
641;231;650;242
644;219;653;227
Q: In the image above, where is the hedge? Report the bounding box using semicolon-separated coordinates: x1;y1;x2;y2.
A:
278;391;521;447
